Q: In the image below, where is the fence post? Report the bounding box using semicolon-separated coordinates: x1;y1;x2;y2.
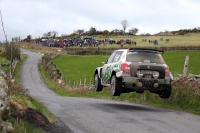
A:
79;79;81;87
84;78;86;88
183;55;189;76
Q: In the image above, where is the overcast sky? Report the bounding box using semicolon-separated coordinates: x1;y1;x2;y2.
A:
0;0;200;42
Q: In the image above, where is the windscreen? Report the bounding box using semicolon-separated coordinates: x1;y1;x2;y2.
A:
126;52;165;64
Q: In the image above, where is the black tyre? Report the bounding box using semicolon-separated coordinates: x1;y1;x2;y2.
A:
159;84;172;99
110;75;122;96
94;73;103;91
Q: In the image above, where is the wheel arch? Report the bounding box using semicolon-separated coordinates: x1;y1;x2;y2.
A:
110;69;121;80
94;67;102;78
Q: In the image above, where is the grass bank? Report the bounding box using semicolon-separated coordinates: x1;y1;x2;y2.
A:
41;52;200;115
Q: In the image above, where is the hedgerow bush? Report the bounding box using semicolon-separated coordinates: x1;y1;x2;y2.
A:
0;49;5;56
4;43;21;60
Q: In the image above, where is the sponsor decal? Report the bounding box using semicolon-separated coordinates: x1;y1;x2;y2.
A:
102;61;122;82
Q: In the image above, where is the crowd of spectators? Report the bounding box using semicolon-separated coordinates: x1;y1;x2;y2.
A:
25;37;137;48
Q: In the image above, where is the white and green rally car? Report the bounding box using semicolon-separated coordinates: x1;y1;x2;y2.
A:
94;48;173;99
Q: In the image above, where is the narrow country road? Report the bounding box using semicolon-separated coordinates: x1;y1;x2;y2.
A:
20;49;200;133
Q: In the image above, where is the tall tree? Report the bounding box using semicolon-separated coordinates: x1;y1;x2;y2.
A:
129;28;139;35
121;20;129;35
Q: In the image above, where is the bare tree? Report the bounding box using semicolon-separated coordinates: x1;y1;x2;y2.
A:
51;30;58;39
129;28;139;35
121;20;129;35
43;31;58;39
43;33;48;38
12;37;20;42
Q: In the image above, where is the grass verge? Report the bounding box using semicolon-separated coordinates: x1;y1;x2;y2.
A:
40;61;200;115
7;54;56;133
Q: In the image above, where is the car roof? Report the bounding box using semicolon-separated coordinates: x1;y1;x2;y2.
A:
116;48;164;54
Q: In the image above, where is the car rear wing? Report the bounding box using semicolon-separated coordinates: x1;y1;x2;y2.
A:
128;48;164;54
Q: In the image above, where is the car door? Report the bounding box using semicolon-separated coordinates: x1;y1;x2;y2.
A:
101;51;116;84
101;51;123;84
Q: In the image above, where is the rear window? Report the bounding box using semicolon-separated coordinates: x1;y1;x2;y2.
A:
126;52;165;64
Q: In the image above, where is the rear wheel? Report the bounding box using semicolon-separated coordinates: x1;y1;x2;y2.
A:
94;73;103;91
110;75;122;96
159;84;172;99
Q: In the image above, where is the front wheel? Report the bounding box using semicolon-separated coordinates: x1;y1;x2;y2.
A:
110;75;122;96
159;84;172;99
94;73;103;91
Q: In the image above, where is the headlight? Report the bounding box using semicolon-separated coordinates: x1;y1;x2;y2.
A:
137;70;144;78
153;71;159;79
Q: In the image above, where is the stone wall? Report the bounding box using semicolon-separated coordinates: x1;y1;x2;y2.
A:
0;75;13;133
172;73;200;95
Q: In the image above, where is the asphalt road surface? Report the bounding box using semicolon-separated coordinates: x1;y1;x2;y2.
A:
20;49;200;133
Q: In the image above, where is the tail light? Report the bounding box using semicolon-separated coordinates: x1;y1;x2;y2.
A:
121;63;130;73
165;66;170;79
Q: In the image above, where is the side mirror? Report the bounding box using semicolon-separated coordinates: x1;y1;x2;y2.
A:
102;62;106;64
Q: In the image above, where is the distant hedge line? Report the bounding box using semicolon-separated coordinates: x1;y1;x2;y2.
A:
63;46;200;55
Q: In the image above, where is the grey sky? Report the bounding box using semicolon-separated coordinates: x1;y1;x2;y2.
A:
0;0;200;41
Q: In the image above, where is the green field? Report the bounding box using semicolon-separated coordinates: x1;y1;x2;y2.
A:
52;51;200;85
94;33;200;47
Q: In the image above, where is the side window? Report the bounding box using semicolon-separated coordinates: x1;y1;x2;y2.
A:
112;51;123;63
107;51;116;64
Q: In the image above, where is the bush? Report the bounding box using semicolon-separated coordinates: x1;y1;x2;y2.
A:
0;50;5;56
4;44;21;60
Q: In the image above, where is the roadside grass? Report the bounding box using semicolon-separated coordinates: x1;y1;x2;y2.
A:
8;117;43;133
0;56;10;64
14;54;27;84
2;54;56;133
40;61;200;115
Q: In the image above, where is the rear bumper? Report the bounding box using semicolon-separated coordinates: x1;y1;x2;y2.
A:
122;76;170;91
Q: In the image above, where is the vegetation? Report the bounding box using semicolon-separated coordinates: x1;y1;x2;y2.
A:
0;56;9;64
0;48;56;132
19;42;61;54
41;50;200;115
4;43;21;60
40;59;200;115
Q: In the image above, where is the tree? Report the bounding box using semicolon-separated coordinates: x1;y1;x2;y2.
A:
89;27;96;35
129;28;139;35
27;35;31;40
12;37;20;42
43;31;58;39
103;30;109;37
76;29;85;36
121;20;129;35
51;30;58;39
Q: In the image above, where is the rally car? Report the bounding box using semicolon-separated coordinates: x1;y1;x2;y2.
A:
94;48;172;99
